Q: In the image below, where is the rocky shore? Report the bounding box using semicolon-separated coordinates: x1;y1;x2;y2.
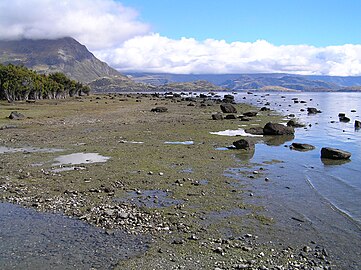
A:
0;93;336;269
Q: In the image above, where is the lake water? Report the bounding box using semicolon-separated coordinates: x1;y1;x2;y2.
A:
226;91;361;268
233;91;361;223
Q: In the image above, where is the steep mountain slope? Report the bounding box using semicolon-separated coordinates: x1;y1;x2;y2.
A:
0;37;124;83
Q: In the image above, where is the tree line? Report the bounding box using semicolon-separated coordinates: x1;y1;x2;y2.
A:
0;63;90;102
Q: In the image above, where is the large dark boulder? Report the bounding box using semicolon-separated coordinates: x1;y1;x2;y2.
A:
321;147;351;160
263;122;294;135
9;111;25;120
220;104;237;113
224;114;237;119
233;139;255;151
151;107;168;113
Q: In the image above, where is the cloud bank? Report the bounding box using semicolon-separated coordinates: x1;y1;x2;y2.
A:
0;0;361;76
95;34;361;76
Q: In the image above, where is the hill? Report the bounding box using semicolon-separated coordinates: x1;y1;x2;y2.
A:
0;37;124;83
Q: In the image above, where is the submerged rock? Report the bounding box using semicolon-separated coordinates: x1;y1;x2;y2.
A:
232;139;255;150
355;120;361;129
220;104;237;113
307;107;322;114
287;119;305;128
9;111;25;120
321;147;351;160
339;115;350;122
291;143;315;151
263;122;294;135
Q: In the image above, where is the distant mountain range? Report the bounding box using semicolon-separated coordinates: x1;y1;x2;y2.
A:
1;37;361;92
127;72;361;92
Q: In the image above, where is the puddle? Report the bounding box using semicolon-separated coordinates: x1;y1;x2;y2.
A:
164;141;194;145
0;203;148;270
53;153;110;166
215;146;236;151
210;128;262;137
119;140;144;144
117;190;183;208
179;168;194;173
0;146;63;154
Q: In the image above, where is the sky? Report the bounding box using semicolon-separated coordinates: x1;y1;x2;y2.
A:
0;0;361;76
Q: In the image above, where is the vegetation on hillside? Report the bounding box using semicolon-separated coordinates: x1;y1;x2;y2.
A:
0;63;90;102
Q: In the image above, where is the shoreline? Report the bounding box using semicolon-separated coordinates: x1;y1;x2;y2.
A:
0;92;351;269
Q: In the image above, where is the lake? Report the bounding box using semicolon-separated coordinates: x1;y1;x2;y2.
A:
228;91;361;268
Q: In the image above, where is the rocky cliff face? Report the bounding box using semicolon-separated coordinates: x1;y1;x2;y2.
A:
0;37;125;83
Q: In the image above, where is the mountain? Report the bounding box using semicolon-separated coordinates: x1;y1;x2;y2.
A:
0;37;125;83
128;72;361;91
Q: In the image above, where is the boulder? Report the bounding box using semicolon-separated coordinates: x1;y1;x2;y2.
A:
287;119;305;128
245;127;264;135
339;116;350;122
224;114;237;119
355;120;361;129
151;107;168;113
212;113;223;120
291;143;315;151
307;107;321;114
222;94;235;103
220;104;237;113
9;111;25;120
321;147;351;160
243;111;258;117
260;107;270;111
233;139;255;151
263;122;294;135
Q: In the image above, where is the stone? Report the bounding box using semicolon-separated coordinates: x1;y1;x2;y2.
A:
321;147;351;160
339;116;350;122
355;120;361;129
263;122;294;135
212;113;223;120
151;107;168;113
9;111;25;120
232;139;255;151
287;119;305;128
245;127;264;135
260;107;270;111
220;104;237;113
307;107;321;114
291;143;315;151
224;114;237;119
243;111;258;117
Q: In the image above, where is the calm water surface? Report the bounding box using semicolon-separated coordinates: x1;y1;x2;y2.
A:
233;92;361;223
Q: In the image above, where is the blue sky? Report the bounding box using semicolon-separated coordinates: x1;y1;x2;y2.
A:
1;0;361;75
120;0;361;46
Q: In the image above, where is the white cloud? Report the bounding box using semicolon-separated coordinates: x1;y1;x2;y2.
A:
95;34;361;76
0;0;361;76
0;0;150;50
